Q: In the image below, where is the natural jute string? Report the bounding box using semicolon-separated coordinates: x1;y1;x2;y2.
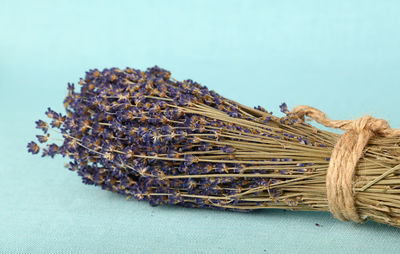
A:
291;105;400;223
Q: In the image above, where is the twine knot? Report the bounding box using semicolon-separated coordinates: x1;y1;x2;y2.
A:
291;105;400;222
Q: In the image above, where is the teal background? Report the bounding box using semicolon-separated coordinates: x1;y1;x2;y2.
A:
1;0;400;253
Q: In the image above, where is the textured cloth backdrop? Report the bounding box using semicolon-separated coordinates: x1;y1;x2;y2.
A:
1;0;400;253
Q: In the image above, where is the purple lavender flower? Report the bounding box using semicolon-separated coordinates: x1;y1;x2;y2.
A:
280;103;289;115
27;141;40;154
36;134;49;143
35;120;49;133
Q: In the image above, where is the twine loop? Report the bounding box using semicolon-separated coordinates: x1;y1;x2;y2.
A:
291;105;400;222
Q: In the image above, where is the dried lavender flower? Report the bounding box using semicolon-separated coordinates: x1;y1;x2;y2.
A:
27;66;400;227
27;141;40;154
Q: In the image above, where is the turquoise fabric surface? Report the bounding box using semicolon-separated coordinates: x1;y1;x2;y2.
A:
2;0;400;253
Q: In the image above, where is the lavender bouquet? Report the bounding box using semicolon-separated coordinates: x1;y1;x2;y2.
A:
28;66;400;227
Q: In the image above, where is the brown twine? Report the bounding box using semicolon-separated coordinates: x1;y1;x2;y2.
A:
291;105;400;223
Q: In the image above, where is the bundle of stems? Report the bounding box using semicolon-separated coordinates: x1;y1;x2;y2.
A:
28;66;400;227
